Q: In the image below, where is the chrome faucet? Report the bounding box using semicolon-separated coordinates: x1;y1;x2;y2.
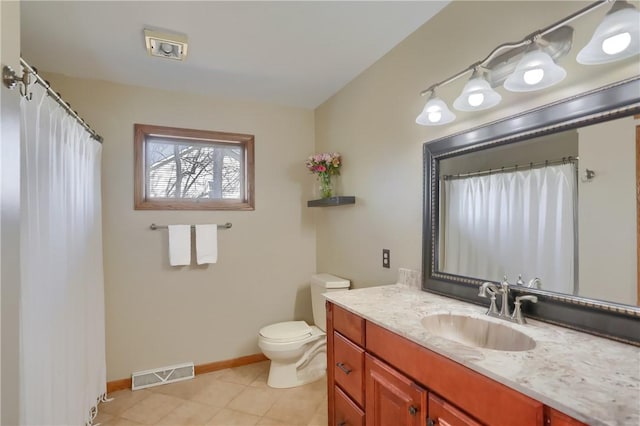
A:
527;277;541;289
478;276;537;324
514;274;541;289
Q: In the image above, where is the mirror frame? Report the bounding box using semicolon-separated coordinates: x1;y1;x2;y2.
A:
423;76;640;346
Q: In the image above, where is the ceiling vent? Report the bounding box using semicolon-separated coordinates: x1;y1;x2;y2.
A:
144;29;188;61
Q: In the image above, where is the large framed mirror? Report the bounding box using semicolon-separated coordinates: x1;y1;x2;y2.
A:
423;76;640;345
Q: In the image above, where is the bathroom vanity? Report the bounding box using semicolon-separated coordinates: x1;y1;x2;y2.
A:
325;285;639;426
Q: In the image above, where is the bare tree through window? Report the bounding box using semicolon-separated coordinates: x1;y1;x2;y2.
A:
146;140;242;199
134;124;254;210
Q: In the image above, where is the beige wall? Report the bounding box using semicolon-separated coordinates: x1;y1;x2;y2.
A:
45;74;316;380
314;1;640;289
1;0;22;423
578;117;638;305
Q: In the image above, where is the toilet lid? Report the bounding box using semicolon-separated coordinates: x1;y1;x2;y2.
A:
259;321;312;342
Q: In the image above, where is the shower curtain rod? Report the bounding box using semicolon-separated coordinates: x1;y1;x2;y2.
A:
442;156;578;180
3;58;103;143
20;58;103;143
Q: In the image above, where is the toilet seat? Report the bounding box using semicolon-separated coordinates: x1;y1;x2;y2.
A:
259;321;312;343
258;325;325;353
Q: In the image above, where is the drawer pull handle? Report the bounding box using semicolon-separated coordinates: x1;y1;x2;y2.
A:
336;362;352;374
337;422;347;426
408;405;418;416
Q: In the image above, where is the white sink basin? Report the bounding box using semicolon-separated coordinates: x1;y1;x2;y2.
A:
420;313;536;352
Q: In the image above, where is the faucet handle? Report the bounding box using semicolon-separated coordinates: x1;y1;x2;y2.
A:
479;282;499;315
478;282;496;297
512;295;538;324
516;275;525;286
500;275;511;292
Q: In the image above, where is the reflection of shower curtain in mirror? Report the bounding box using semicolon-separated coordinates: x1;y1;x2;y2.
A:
441;163;576;293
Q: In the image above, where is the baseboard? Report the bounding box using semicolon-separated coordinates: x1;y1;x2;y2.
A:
106;378;132;394
194;353;267;375
106;353;268;394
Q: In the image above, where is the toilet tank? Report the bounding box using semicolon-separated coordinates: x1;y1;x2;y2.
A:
310;273;350;331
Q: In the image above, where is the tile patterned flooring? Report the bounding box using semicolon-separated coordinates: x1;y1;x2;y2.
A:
95;361;328;426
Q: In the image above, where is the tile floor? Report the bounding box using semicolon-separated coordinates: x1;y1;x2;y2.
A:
95;361;328;426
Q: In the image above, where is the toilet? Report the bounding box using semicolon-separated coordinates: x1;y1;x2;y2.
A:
258;273;350;388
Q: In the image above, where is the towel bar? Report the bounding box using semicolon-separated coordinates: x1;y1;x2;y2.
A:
150;223;232;230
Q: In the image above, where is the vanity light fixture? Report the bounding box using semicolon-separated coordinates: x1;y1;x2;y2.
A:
577;0;640;64
453;69;502;111
144;29;188;61
503;48;567;92
416;91;456;126
415;0;640;127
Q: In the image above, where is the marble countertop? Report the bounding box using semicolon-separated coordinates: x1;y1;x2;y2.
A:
324;284;640;426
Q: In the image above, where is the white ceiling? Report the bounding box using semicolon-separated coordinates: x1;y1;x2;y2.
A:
20;1;449;109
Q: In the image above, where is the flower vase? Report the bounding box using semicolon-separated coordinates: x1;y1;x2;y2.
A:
318;173;334;199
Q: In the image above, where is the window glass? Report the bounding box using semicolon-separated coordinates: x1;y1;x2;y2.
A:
134;124;254;210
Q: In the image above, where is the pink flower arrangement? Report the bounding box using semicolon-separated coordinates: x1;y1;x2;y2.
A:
305;152;341;176
305;152;341;198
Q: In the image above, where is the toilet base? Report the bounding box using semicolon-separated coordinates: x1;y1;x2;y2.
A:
267;352;326;389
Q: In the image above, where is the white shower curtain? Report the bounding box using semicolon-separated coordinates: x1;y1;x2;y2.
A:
20;83;106;425
440;163;576;294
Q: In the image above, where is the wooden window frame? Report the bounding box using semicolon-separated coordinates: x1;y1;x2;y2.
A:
134;124;255;210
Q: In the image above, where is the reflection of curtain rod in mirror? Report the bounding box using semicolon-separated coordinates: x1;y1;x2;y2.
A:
442;156;578;180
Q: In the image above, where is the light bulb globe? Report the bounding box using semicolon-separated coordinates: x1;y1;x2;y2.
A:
577;5;640;64
416;96;456;126
468;93;485;107
453;77;501;111
504;50;566;92
602;32;631;55
523;68;544;85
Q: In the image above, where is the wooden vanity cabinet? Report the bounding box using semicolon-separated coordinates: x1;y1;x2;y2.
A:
327;302;588;426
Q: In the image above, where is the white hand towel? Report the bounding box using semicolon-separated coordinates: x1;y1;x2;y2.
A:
196;224;218;265
168;225;191;266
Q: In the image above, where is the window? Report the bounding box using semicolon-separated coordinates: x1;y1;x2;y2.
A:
134;124;254;210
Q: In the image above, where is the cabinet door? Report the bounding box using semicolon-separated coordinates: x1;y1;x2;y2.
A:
428;393;483;426
544;407;587;426
365;354;427;426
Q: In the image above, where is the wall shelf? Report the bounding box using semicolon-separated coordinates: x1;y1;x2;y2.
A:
307;196;355;207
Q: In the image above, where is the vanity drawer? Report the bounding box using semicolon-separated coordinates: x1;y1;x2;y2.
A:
334;304;365;346
428;393;483;426
335;385;365;426
334;331;365;406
